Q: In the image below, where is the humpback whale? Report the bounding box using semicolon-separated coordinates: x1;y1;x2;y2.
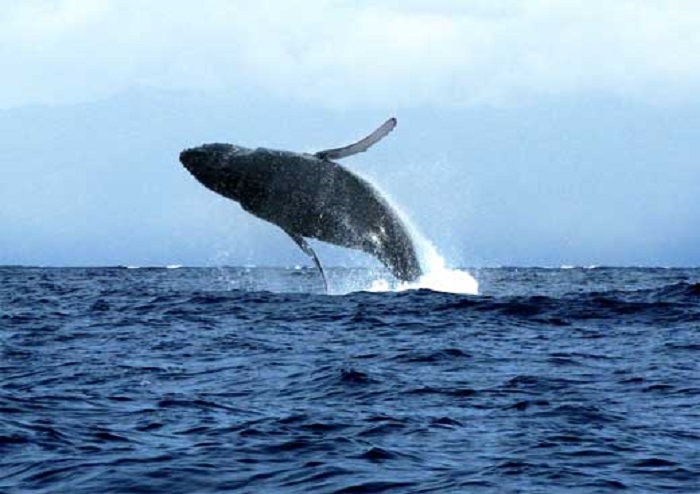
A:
179;118;422;291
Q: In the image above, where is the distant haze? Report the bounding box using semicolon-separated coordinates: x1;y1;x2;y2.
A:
1;1;699;267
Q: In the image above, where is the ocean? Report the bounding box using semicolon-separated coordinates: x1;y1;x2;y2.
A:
1;266;699;493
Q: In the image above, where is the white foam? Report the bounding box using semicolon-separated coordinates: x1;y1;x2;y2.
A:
346;251;478;295
366;278;392;292
399;238;478;295
407;265;479;295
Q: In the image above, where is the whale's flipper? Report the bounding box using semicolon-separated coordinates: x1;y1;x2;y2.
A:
315;117;397;161
285;230;328;292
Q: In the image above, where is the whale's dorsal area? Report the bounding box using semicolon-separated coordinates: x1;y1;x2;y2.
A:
314;117;397;161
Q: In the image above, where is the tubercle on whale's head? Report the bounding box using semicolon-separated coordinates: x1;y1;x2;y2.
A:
179;143;251;201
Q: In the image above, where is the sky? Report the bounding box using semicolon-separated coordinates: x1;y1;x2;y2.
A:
1;0;699;267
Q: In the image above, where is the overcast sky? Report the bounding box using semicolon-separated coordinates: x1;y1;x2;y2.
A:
2;1;699;267
3;0;700;109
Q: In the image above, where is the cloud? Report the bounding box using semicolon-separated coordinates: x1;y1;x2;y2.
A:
2;0;700;108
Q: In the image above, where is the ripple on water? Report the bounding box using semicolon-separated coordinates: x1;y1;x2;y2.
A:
1;267;699;493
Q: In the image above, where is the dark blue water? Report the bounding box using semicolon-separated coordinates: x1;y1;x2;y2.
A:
1;266;699;493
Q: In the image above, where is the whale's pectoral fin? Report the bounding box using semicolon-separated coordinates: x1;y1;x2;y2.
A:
315;117;397;161
285;230;328;293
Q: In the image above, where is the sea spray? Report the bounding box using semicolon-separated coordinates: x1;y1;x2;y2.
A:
408;237;479;295
348;171;479;295
374;230;478;295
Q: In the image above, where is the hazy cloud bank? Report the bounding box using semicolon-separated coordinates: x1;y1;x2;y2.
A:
2;0;700;108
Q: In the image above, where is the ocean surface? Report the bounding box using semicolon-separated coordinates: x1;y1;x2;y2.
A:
1;266;699;493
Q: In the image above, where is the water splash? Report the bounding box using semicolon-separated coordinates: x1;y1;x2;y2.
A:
407;239;479;294
346;172;479;296
354;244;478;295
331;206;478;295
369;233;477;295
391;184;479;295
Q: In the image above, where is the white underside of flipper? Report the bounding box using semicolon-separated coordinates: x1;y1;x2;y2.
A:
283;229;328;293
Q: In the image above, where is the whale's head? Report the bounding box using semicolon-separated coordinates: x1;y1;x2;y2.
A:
180;143;252;201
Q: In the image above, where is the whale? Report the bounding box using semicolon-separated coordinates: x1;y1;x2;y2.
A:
179;118;422;291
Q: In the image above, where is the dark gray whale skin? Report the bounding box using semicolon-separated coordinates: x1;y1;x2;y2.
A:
179;144;422;283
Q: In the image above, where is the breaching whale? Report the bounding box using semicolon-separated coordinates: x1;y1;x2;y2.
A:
179;118;422;291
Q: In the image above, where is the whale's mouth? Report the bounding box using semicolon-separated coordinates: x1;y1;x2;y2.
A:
179;148;206;170
179;144;246;202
